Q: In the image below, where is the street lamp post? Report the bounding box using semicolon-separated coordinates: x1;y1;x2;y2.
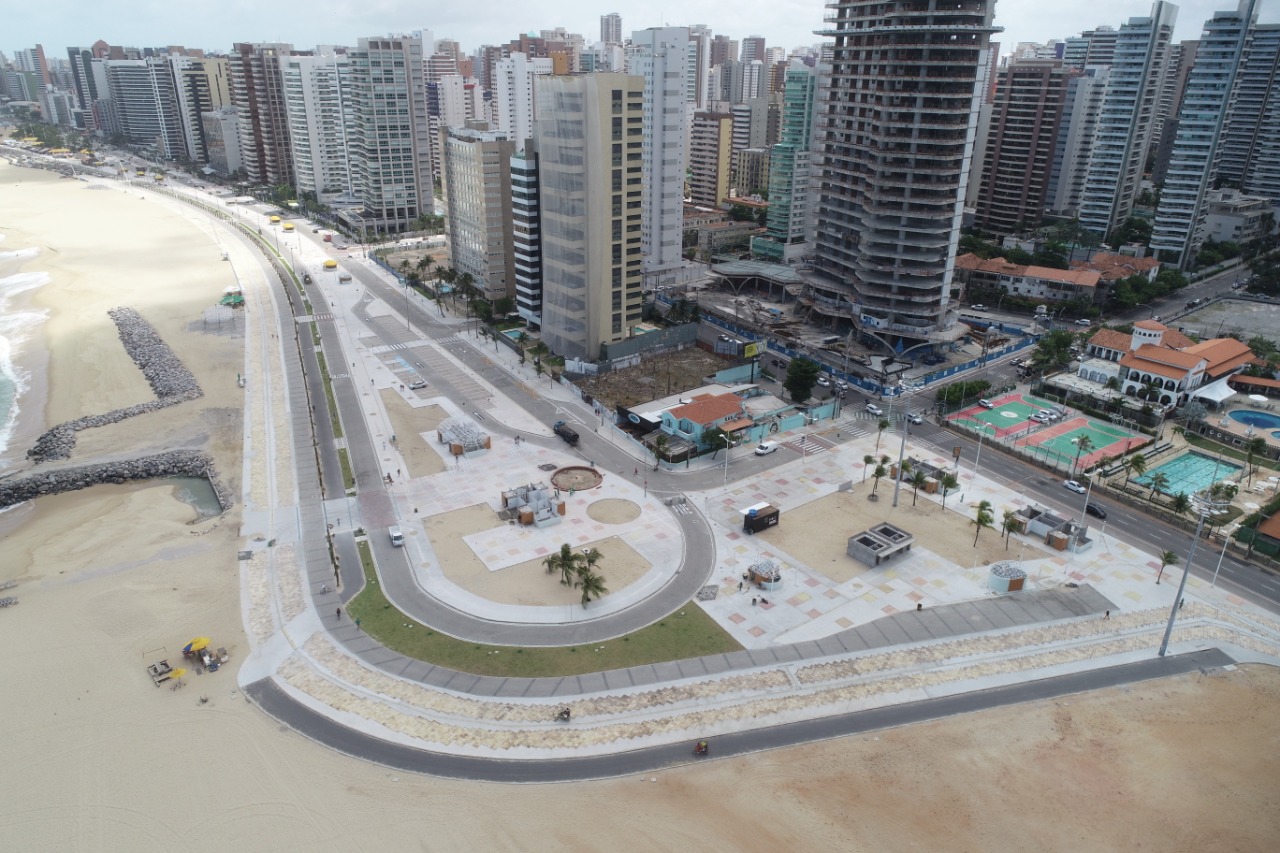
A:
1158;492;1228;657
1077;470;1097;526
971;423;995;481
891;379;924;508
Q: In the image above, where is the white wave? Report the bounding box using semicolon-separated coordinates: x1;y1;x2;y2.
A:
0;246;40;262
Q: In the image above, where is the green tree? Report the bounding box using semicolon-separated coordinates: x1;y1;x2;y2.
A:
1156;549;1179;584
1072;435;1094;478
908;469;929;506
940;472;959;510
1245;436;1268;487
705;426;733;459
862;454;875;484
1123;453;1147;488
1170;492;1192;515
574;567;609;606
654;433;668;464
783;358;821;404
1148;471;1170;500
972;500;995;547
543;543;583;587
875;418;891;452
871;460;888;496
1001;509;1019;550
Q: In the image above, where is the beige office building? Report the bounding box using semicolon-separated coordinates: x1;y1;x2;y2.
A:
534;73;644;360
689;111;733;207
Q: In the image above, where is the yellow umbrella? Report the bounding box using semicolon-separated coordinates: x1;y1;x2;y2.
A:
188;637;211;651
170;668;187;680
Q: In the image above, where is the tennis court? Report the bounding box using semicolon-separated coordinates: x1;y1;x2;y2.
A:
947;392;1056;439
1013;416;1145;471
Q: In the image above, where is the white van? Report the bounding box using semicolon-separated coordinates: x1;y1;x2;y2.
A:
338;272;353;283
389;526;404;547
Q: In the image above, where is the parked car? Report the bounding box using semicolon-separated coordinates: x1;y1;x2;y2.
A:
1029;413;1047;424
922;353;946;365
1063;479;1087;494
970;303;988;311
978;399;995;409
755;441;779;456
816;376;831;387
866;403;884;416
1085;502;1107;519
1075;318;1092;326
409;378;428;390
906;412;923;425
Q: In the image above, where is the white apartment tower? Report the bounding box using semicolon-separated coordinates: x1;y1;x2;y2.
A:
1078;2;1177;241
1045;66;1110;217
281;51;354;203
492;53;553;144
1151;0;1258;269
630;27;690;292
103;58;185;159
510;148;542;325
534;74;645;360
441;126;517;302
601;13;623;45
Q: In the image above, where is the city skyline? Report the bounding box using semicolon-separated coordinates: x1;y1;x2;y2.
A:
8;0;1280;58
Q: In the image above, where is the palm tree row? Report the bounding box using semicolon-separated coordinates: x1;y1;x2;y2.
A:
543;543;609;607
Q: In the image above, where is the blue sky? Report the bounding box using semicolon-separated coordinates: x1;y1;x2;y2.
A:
8;1;1278;58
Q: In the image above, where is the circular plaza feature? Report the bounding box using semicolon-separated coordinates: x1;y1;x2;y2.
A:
587;498;641;524
551;466;602;491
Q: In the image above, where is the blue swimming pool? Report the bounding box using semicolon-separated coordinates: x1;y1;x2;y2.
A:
1136;451;1241;497
1229;409;1280;429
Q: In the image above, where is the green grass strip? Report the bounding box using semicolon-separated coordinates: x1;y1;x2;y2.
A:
346;542;743;678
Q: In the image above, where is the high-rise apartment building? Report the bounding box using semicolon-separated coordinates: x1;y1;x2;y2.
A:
347;34;434;234
687;25;713;110
170;55;229;164
810;0;999;344
1078;2;1177;241
1151;0;1258;268
67;46;108;128
1063;26;1119;68
1219;24;1280;204
974;59;1071;235
689;112;734;207
202;107;242;176
740;36;767;64
758;62;817;262
1045;66;1110;217
510;148;542;325
491;53;552;144
442;126;517;302
281;50;353;202
533;74;644;360
601;13;622;45
630;27;689;292
103;58;185;159
733;148;770;197
229;42;295;186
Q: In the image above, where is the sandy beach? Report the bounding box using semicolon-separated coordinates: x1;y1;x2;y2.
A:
2;156;1279;850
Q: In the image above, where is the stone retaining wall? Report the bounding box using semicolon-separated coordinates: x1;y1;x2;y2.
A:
27;307;203;462
0;449;231;511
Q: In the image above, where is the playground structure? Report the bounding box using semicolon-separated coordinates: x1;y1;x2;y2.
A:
500;481;565;528
437;418;491;456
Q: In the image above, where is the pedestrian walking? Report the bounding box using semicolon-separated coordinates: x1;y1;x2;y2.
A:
355;617;361;630
634;467;639;476
916;602;923;612
738;581;744;592
336;607;342;619
1104;610;1110;620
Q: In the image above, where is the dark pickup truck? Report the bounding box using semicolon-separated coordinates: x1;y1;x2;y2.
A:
553;421;579;445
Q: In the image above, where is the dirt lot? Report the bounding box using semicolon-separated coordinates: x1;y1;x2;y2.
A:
576;347;733;409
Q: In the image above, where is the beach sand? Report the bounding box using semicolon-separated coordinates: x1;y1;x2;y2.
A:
425;503;650;606
2;158;1278;850
378;390;446;478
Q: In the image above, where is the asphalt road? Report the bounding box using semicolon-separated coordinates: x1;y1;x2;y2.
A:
243;647;1233;782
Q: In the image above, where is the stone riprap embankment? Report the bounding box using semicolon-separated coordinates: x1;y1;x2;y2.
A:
0;449;230;511
27;307;203;462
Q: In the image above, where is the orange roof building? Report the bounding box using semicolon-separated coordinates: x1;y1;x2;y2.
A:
953;253;1100;304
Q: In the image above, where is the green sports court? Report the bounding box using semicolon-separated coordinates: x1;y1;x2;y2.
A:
1013;417;1145;471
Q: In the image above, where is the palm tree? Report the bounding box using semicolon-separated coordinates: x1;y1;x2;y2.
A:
1170;492;1191;515
543;543;582;587
1124;453;1147;489
574;567;609;607
1148;471;1170;500
653;433;668;466
875;418;890;452
1001;509;1019;550
972;500;995;547
910;469;928;506
1245;436;1268;487
862;454;875;484
940;472;959;510
1072;434;1094;478
1156;549;1179;584
581;547;603;574
871;462;888;496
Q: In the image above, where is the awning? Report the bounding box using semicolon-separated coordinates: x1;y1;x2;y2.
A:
1191;376;1237;405
721;418;755;432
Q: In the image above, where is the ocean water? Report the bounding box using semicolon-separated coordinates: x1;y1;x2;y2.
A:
0;240;49;469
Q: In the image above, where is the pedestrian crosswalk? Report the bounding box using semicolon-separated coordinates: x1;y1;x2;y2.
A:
369;340;429;354
788;435;832;456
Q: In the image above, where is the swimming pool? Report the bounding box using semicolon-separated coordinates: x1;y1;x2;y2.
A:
1229;409;1280;430
1136;451;1241;497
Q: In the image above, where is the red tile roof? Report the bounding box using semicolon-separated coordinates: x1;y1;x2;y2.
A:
954;254;1099;287
1133;319;1168;331
1183;338;1255;377
1088;329;1133;352
669;393;744;426
1229;375;1280;391
1120;344;1206;379
1072;252;1162;281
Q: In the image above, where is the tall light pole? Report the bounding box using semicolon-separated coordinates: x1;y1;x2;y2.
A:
971;423;995;481
1077;469;1097;527
1158;492;1228;657
891;379;924;508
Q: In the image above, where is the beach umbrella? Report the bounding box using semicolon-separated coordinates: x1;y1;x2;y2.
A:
170;668;187;680
1249;394;1268;403
188;637;212;651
